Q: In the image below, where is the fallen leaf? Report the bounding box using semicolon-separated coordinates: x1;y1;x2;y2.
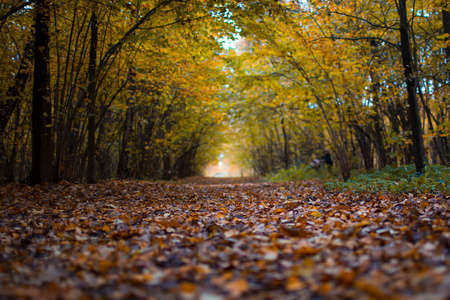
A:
225;278;249;297
285;276;305;291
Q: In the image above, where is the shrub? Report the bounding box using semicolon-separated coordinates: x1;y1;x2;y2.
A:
266;164;450;194
324;164;450;194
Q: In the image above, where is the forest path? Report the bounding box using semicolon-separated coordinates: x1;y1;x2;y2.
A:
0;179;449;299
182;176;262;185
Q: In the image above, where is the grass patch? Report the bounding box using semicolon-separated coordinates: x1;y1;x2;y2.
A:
266;164;450;194
325;164;450;194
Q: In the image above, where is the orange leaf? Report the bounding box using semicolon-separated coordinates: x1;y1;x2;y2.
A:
225;278;249;297
286;276;306;291
180;282;196;293
293;246;320;256
102;225;111;233
97;260;113;274
130;274;153;285
355;220;371;227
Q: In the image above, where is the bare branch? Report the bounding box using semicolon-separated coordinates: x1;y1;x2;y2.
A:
140;15;210;30
327;10;399;30
314;35;401;51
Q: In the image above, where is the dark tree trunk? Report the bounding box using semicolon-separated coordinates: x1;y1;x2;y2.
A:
162;151;171;180
86;7;98;183
442;7;450;164
30;0;53;185
139;112;156;177
0;40;34;136
371;118;389;168
418;90;447;165
396;0;426;173
117;102;134;179
96;113;113;180
7;106;22;182
368;66;390;168
281;117;289;169
444;8;450;83
172;143;200;178
353;125;374;171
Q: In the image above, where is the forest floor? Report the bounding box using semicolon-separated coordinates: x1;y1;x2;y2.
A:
0;177;449;299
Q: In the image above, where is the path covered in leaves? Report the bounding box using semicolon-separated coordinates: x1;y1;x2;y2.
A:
0;178;449;299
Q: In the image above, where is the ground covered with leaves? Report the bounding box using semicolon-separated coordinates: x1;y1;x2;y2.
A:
0;178;449;299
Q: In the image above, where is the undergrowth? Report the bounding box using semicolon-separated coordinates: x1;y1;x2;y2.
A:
325;164;450;194
266;164;450;194
264;164;335;182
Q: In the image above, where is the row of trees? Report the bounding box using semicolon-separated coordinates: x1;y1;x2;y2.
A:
228;0;450;180
0;0;250;184
2;0;449;183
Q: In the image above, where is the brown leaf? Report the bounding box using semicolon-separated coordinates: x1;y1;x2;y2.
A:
279;224;310;238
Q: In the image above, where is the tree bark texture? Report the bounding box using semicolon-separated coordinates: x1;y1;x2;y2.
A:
397;0;426;173
31;0;53;184
0;41;34;136
443;8;450;83
87;7;98;183
281;117;290;170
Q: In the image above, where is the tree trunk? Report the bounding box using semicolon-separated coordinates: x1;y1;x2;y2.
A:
396;0;426;173
96;111;112;180
0;41;34;136
442;7;450;164
30;0;53;185
7;106;22;182
353;125;374;171
287;54;351;180
444;8;450;83
281;117;289;169
418;89;447;165
86;7;98;183
368;67;390;168
117;102;134;179
162;151;172;180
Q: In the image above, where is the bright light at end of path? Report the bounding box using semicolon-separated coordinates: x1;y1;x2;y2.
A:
203;153;251;177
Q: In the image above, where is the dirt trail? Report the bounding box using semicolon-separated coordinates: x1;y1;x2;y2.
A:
182;176;262;185
0;179;449;299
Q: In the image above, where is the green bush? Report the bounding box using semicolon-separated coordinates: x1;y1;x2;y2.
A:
324;164;450;194
266;164;450;194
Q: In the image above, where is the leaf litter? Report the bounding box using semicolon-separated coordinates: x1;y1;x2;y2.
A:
0;177;449;299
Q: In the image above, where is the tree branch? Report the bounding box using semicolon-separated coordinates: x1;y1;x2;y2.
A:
0;0;36;22
139;15;210;30
314;35;401;50
327;10;399;30
96;0;174;78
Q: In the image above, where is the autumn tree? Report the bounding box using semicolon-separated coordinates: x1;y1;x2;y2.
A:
0;0;249;183
224;0;448;178
396;0;426;173
2;0;448;183
86;3;98;183
30;0;53;184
